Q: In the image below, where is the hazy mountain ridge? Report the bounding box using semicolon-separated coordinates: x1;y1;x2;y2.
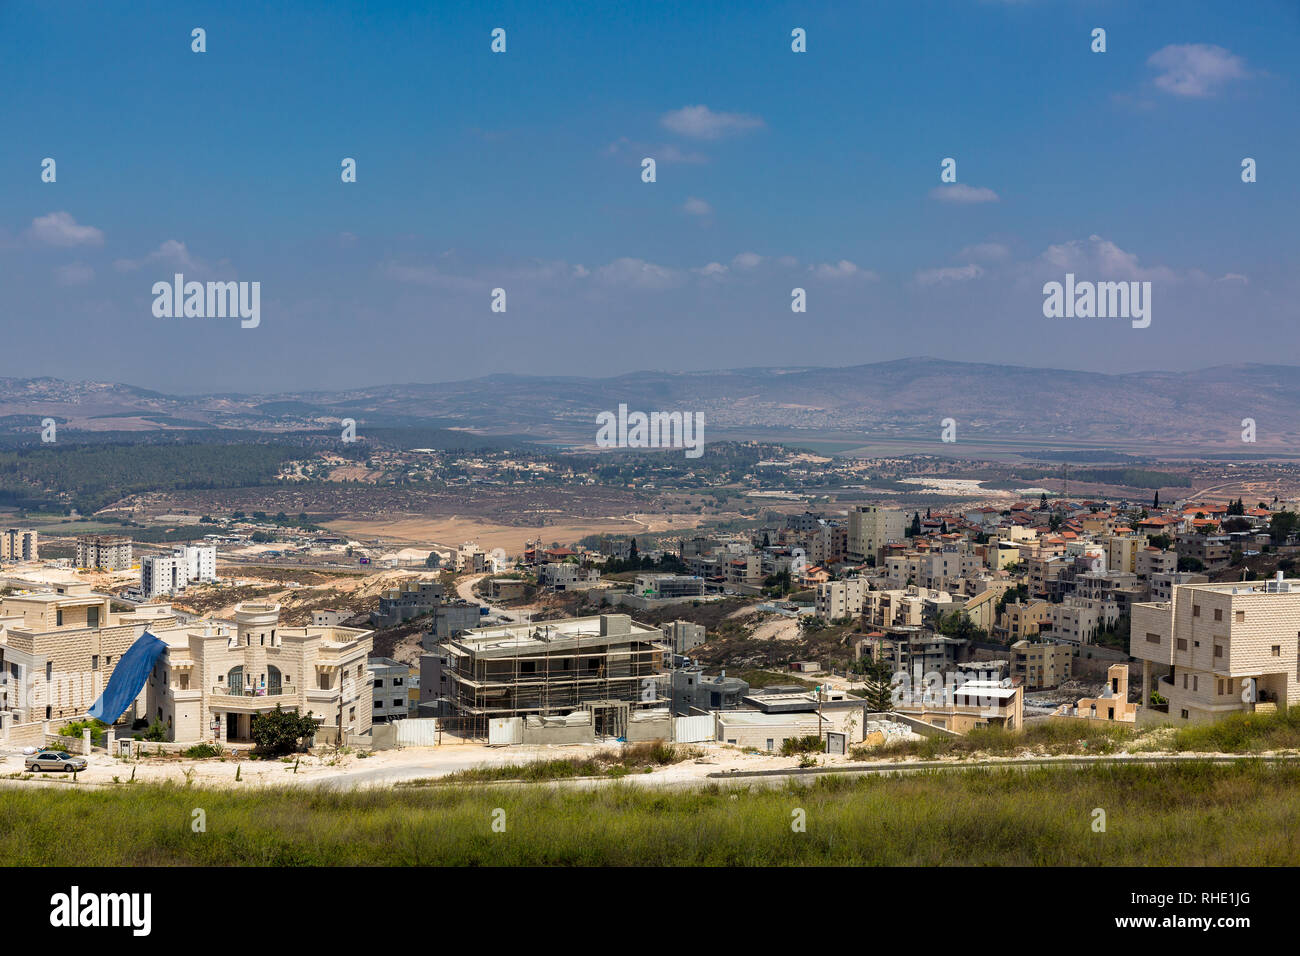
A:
1;359;1297;447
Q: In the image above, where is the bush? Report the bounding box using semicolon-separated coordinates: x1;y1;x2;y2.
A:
59;719;108;747
133;719;168;742
250;706;320;756
780;734;826;756
182;743;224;759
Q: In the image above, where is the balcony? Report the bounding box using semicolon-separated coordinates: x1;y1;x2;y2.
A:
209;684;298;709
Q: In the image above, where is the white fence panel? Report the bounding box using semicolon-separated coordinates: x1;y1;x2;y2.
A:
673;715;715;743
394;718;440;747
489;717;523;746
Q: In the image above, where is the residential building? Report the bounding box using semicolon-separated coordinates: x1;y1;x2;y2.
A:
847;505;906;565
670;667;748;714
140;545;218;598
1149;571;1210;602
75;535;133;571
368;656;411;722
663;620;706;655
1132;573;1300;724
144;601;374;743
894;679;1024;733
432;613;669;735
1011;640;1073;689
815;577;869;620
537;562;600;591
1053;664;1137;723
0;584;176;732
634;573;704;599
0;528;38;563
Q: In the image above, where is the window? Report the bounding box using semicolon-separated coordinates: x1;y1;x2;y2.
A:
45;662;52;681
56;610;63;626
392;699;403;708
91;655;99;670
1214;645;1223;658
393;677;403;686
1193;676;1199;692
1146;633;1161;644
87;606;99;627
373;678;383;688
1177;638;1188;651
1193;605;1201;617
1273;645;1281;657
373;700;382;709
1181;709;1189;719
1235;611;1245;623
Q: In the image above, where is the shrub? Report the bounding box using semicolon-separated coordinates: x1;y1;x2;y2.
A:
250;706;320;756
780;734;826;756
182;743;224;759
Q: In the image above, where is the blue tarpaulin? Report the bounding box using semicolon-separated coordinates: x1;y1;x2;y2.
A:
88;631;168;724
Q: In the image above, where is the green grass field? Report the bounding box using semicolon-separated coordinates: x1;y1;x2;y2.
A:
4;760;1299;866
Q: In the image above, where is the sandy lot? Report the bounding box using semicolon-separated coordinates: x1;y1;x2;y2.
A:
324;512;711;553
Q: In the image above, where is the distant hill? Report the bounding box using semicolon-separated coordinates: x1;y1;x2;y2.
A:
1;359;1297;450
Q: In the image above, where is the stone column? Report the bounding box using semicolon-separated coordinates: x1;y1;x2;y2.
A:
105;727;115;756
1141;660;1151;710
82;727;92;755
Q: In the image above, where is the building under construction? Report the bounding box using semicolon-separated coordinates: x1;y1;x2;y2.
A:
433;613;669;737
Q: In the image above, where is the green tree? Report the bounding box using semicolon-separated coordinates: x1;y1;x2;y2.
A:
250;706;319;756
1269;511;1299;545
859;654;895;712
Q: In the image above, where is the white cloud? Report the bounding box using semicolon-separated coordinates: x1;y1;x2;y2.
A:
916;263;984;285
1218;273;1249;284
731;251;763;270
594;257;680;289
1147;44;1247;97
683;197;713;216
660;105;765;140
693;262;728;277
809;260;878;280
29;211;104;247
1039;234;1175;281
113;239;205;272
929;184;999;203
957;241;1010;261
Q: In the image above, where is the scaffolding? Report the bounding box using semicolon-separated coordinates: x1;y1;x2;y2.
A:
440;613;668;739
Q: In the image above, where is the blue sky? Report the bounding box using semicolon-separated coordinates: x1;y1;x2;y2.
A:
1;0;1296;393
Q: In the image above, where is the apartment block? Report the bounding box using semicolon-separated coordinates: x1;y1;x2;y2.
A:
368;656;411;722
75;535;133;571
815;577;869;620
1011;639;1073;689
140;545;218;599
847;505;905;565
0;528;38;563
998;599;1051;642
1132;574;1300;724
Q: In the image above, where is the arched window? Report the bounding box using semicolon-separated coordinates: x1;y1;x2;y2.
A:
228;666;244;695
268;665;282;695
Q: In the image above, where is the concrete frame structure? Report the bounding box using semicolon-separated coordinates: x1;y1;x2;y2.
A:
435;613;668;736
